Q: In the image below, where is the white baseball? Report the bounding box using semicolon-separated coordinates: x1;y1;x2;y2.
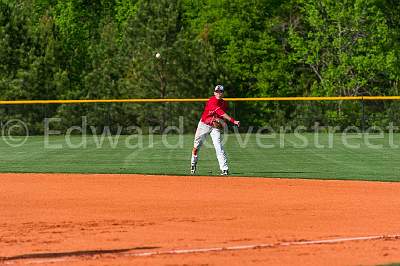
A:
155;52;161;58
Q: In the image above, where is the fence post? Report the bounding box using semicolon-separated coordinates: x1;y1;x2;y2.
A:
361;97;365;133
233;101;236;121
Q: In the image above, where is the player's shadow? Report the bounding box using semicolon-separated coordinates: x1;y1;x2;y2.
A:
0;246;160;262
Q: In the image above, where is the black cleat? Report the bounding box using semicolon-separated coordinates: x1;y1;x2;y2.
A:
221;170;229;176
190;163;197;175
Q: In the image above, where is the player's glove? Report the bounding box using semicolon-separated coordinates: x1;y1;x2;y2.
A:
212;118;226;130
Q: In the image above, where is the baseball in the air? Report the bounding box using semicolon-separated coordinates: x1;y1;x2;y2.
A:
155;52;161;58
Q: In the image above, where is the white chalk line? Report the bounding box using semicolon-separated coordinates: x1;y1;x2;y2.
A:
4;234;400;265
131;234;400;257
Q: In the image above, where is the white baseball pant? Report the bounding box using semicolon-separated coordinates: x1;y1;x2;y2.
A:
191;121;228;171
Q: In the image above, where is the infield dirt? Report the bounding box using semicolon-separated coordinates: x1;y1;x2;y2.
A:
1;173;400;265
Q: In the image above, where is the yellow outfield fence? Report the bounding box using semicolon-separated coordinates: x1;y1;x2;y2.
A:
1;95;400;135
1;96;400;105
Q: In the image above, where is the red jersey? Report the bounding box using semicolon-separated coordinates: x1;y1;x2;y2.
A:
200;96;228;126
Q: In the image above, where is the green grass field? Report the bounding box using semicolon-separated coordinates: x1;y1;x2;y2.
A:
1;133;400;182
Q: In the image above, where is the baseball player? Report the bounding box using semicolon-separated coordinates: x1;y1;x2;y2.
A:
190;85;240;175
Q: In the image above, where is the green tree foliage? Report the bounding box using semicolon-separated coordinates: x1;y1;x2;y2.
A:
120;0;219;130
1;0;400;133
0;1;67;132
288;0;392;96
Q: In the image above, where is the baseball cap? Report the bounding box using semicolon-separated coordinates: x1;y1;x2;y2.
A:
214;85;224;92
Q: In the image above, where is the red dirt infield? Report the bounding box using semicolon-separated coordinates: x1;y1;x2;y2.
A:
1;173;400;265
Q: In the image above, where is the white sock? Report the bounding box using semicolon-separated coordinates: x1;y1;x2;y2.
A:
191;155;198;165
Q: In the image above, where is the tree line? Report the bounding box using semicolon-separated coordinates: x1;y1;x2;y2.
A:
1;0;399;133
